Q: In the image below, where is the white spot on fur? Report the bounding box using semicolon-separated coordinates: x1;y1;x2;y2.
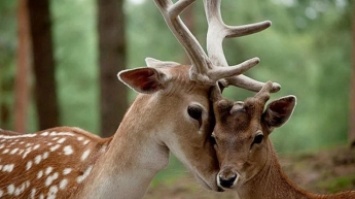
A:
47;185;58;199
7;184;15;195
50;144;60;152
0;189;3;197
0;165;3;170
30;188;36;199
2;148;9;154
77;137;84;141
22;148;32;159
49;132;57;136
63;168;72;175
45;167;53;175
45;172;59;186
81;149;91;161
14;182;26;196
18;149;24;155
42;151;49;159
25;180;30;188
10;148;19;154
57;132;75;136
33;144;40;150
0;144;4;149
59;178;68;190
41;131;49;136
3;164;14;172
26;160;33;170
77;165;93;183
57;137;66;144
39;193;44;199
37;170;43;179
83;140;90;145
0;134;36;139
63;145;73;155
34;155;42;164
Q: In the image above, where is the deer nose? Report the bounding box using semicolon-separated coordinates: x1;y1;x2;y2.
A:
217;170;238;189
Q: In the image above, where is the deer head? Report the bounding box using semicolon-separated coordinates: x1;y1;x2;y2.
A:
211;82;296;190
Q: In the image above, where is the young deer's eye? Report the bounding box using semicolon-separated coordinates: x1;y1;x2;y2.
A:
252;132;264;145
187;105;203;121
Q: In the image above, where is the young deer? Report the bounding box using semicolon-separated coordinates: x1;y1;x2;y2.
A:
211;82;355;199
0;0;280;198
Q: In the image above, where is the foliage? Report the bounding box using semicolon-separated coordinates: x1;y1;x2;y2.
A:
51;0;98;133
0;0;16;129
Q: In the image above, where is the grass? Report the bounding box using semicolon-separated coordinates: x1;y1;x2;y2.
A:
318;176;355;193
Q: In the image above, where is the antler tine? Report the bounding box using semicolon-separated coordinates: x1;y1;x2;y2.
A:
203;0;281;93
255;81;273;103
220;75;280;93
153;0;211;79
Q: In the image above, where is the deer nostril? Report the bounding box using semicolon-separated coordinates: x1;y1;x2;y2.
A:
217;172;238;189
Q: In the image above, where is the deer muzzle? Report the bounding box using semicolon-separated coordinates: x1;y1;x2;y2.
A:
217;166;239;189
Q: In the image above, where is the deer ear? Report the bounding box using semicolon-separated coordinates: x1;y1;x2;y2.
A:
263;95;296;130
145;57;180;68
118;67;169;94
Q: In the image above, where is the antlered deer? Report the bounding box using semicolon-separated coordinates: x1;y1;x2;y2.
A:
0;0;280;198
211;82;355;199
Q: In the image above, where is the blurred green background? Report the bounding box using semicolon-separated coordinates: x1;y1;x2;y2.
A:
0;0;353;184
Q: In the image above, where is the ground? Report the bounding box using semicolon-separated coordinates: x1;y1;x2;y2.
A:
145;146;355;199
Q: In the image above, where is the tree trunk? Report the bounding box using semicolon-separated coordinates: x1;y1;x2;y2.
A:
350;3;355;148
97;0;128;137
0;103;10;129
14;0;30;133
27;0;59;130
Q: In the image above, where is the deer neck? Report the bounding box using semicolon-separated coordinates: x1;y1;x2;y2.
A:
238;142;355;199
238;141;311;199
78;95;170;199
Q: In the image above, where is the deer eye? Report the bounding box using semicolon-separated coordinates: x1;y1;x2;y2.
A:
252;132;264;145
187;104;203;121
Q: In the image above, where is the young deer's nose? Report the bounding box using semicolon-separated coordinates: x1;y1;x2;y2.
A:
217;170;238;189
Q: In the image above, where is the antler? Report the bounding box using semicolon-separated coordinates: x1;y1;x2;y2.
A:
204;0;280;92
153;0;280;92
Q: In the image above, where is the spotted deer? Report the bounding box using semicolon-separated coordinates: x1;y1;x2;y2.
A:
211;82;355;199
0;0;280;198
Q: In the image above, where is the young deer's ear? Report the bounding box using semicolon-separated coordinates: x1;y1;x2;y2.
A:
117;67;169;94
263;95;296;130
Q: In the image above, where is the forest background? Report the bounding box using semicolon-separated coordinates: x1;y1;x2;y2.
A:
0;0;353;188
